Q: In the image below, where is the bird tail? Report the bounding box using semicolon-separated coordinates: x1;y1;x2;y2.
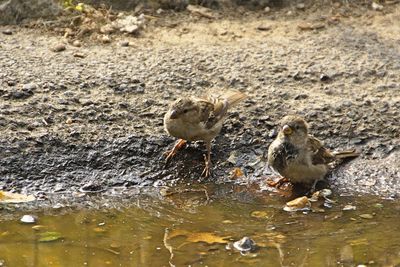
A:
222;91;247;107
333;149;360;159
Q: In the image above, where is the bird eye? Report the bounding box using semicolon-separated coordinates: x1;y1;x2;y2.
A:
183;109;189;113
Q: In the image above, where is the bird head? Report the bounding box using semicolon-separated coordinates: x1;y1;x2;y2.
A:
168;98;198;121
278;115;309;144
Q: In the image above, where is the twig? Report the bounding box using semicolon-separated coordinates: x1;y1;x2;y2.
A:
163;228;176;267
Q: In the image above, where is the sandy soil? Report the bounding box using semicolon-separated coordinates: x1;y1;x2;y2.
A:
0;2;399;205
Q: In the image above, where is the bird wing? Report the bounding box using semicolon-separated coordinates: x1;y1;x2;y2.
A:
307;135;336;165
194;95;228;129
194;91;245;129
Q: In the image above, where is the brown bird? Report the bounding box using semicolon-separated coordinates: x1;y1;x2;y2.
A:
267;115;360;190
163;91;247;177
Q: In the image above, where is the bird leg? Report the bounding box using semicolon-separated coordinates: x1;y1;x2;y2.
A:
267;177;290;188
165;139;187;164
201;141;212;178
308;179;319;194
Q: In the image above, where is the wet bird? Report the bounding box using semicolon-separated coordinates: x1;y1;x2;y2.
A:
164;91;247;177
267;115;360;190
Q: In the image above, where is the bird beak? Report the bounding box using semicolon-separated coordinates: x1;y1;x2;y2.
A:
282;125;293;135
169;110;178;119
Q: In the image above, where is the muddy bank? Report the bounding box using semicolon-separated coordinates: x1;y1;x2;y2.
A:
0;5;399;206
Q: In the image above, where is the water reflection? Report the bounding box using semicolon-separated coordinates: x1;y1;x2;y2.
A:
0;184;400;266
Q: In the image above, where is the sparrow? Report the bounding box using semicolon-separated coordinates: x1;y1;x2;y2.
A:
163;91;247;177
267;115;360;190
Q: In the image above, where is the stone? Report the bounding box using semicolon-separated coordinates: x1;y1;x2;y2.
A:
233;237;257;253
0;0;61;25
2;29;12;35
372;2;383;11
257;24;271;31
22;83;38;90
101;35;111;44
123;25;138;34
73;52;86;58
51;43;66;52
72;40;82;47
112;15;144;34
320;74;331;82
100;24;115;34
21;215;36;224
296;3;305;10
120;41;129;47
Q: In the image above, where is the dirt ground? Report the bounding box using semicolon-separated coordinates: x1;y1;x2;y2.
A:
0;2;399;206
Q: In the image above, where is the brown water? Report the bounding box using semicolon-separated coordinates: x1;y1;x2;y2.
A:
1;184;400;267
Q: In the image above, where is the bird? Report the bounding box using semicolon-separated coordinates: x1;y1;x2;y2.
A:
163;90;247;178
267;115;360;191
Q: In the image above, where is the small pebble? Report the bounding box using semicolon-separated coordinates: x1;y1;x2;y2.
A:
2;29;12;35
21;215;36;224
101;35;111;44
359;214;374;219
120;41;130;47
296;3;305;10
51;44;66;52
372;2;383;11
343;205;356;211
22;83;38;90
73;52;86;58
320;74;331;82
257;25;271;31
233;237;257;253
72;40;82;47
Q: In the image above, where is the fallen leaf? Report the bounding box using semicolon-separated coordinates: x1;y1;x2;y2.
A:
38;231;62;242
359;214;374;219
187;232;229;244
167;229;229;244
284;196;311;212
250;211;269;219
230;167;244;179
0;191;35;203
342;205;356;211
93;227;107;233
32;225;46;231
349;238;369;246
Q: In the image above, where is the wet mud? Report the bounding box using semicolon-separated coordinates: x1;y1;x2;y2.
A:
0;3;399;207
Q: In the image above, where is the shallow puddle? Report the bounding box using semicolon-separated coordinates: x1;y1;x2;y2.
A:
1;184;400;266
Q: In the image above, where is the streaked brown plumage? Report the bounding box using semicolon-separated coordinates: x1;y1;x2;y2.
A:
164;91;247;177
267;115;359;189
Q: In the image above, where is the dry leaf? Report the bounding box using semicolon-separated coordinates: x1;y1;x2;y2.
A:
167;229;229;244
284;196;311;212
250;210;269;219
230;167;244;179
0;191;35;203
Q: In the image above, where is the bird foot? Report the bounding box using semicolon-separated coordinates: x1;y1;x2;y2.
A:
267;177;290;189
164;139;187;165
200;154;212;178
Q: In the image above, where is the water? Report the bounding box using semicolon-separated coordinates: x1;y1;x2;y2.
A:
1;184;400;267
